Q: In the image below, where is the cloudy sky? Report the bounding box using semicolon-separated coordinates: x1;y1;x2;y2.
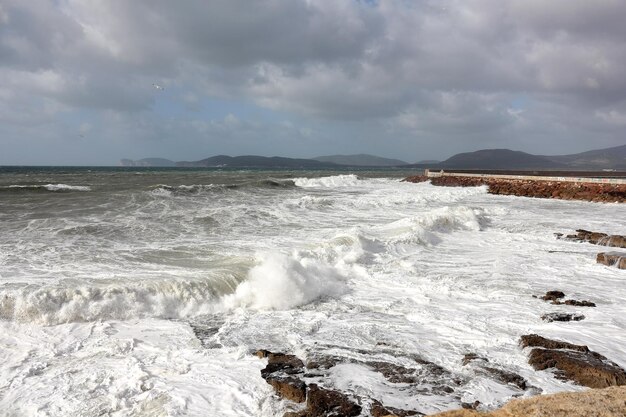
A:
1;0;625;165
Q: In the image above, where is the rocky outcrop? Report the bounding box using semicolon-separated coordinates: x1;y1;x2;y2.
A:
303;384;362;417
257;350;307;403
520;335;626;389
403;175;626;202
566;230;626;248
597;252;626;269
429;386;626;417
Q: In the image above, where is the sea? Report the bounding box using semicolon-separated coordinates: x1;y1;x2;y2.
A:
0;167;624;417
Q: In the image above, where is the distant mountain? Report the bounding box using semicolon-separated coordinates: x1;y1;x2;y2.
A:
176;155;338;168
122;144;626;170
415;159;440;165
120;158;176;167
543;144;626;170
313;154;408;167
438;149;565;169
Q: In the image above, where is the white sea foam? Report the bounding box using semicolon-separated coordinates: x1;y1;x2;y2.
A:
222;251;348;310
1;171;626;416
44;183;91;191
293;174;360;188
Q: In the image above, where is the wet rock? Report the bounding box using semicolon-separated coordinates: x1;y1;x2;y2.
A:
537;293;597;307
566;230;626;248
597;252;626;269
306;384;362;417
520;334;626;388
367;361;420;384
481;367;528;390
462;354;528;391
540;291;565;302
257;351;305;376
520;334;590;352
557;299;596;307
305;355;343;371
460;401;480;410
541;312;585;322
257;350;307;403
461;353;488;366
267;376;307;403
370;400;422;417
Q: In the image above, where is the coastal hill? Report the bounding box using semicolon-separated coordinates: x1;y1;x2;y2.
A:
120;158;176;167
544;144;626;169
438;149;564;170
120;144;626;170
432;144;626;170
313;154;408;166
176;155;335;168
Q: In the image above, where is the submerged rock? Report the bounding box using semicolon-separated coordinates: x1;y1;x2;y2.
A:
541;312;585;322
541;291;565;302
461;353;529;391
597;252;626;269
370;399;422;417
520;334;626;388
536;291;596;307
556;299;596;307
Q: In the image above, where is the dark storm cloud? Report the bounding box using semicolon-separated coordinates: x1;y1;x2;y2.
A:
0;0;625;164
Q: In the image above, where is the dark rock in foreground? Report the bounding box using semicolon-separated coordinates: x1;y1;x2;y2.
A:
597;252;626;269
306;384;362;417
520;334;626;388
257;350;307;403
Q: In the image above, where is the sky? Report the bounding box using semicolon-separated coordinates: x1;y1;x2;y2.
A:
1;0;626;165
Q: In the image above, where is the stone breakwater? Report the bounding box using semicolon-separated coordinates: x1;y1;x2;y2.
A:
403;175;626;203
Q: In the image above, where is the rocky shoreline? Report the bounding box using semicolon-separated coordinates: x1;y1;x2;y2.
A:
245;227;626;416
403;175;626;203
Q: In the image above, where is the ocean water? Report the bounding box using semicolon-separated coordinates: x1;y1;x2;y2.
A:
0;167;624;416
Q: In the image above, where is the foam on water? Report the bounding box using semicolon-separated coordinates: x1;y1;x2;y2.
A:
1;171;625;416
293;174;360;188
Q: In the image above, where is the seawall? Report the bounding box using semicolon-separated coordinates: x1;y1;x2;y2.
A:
405;171;626;203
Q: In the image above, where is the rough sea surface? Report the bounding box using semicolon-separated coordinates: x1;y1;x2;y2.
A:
0;167;624;416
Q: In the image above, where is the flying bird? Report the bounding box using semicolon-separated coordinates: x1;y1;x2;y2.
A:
152;83;164;91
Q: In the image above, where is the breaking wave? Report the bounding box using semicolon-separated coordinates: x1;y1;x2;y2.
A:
293;174;360;188
0;184;91;193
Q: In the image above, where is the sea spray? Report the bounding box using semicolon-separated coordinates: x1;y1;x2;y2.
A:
222;251;348;310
